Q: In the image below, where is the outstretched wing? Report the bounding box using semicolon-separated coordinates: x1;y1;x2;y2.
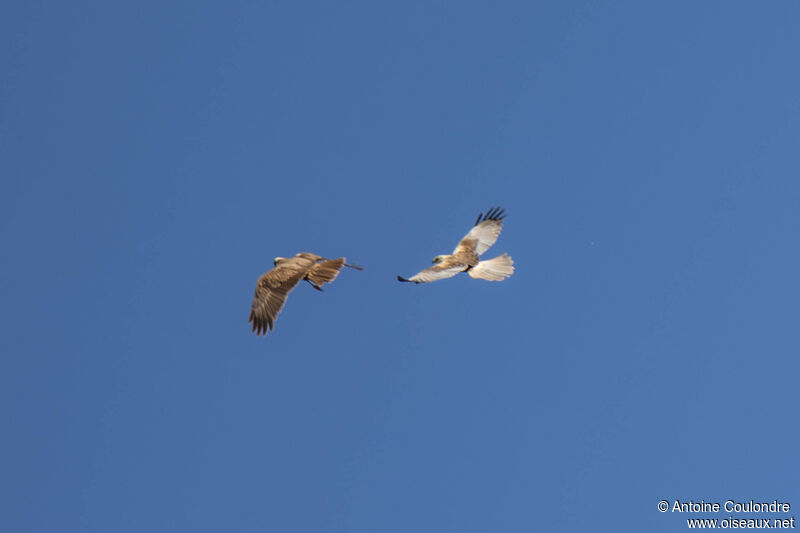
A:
453;206;506;257
397;258;467;284
249;266;305;335
306;258;345;287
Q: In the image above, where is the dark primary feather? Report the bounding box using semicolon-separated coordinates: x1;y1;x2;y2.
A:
475;206;506;226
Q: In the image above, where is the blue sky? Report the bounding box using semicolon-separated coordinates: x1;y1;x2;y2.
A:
2;1;799;531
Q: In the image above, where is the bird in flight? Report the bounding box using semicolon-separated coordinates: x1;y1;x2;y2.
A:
398;206;514;284
249;252;363;336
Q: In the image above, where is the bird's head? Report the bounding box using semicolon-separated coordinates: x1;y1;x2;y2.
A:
273;257;287;267
432;255;445;264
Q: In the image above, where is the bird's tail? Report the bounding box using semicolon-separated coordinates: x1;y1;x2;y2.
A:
468;253;514;281
307;258;346;286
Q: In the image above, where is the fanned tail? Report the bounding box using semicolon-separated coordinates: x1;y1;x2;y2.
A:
467;253;514;281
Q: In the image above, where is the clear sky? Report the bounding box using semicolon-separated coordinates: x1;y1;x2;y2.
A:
2;1;799;531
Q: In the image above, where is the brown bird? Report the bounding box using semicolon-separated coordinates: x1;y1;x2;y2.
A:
249;252;363;336
398;207;514;284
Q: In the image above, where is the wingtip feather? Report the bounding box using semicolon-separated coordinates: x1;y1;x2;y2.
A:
475;206;507;225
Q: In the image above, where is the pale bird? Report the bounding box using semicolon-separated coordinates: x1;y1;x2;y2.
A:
249;252;363;336
398;206;514;284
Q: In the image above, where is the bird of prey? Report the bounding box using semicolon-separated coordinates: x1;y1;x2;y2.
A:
397;207;514;284
249;252;363;336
